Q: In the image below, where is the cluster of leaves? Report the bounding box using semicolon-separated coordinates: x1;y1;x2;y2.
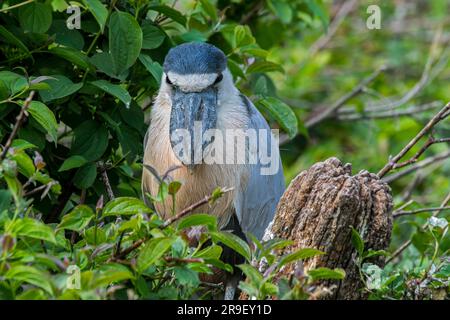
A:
0;0;338;300
351;220;449;300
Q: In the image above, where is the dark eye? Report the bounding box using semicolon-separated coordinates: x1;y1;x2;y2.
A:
213;73;223;85
166;76;173;85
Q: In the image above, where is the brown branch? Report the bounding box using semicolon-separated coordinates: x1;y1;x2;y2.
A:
97;162;115;200
164;257;204;264
161;187;233;228
382;150;450;183
393;206;450;219
377;102;450;178
305;66;386;128
336;101;442;120
0;90;35;161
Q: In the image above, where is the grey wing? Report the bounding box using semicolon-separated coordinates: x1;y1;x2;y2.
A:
234;95;285;240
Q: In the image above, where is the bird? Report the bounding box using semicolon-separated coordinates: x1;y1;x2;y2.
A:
142;42;285;298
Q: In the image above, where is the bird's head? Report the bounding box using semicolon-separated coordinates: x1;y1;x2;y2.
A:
160;42;232;167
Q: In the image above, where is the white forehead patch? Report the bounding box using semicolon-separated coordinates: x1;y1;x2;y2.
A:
166;72;218;92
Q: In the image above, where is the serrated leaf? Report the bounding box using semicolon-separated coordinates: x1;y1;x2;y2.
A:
27;101;58;142
177;214;217;231
5;266;53;295
58;205;94;231
8;218;56;244
137;237;176;272
279;248;324;268
103;197;151;216
91;80;131;108
247;60;284;74
210;231;251;261
256;97;298;138
308;267;346;281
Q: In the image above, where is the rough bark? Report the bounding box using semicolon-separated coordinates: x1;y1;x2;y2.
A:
261;157;393;299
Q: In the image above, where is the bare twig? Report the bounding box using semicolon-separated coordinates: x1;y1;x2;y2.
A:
161;187;233;228
382;150;450;183
0;91;35;161
97;162;115;200
377;102;450;178
164;257;204;264
393;206;450;219
305;66;386;128
337;101;442;120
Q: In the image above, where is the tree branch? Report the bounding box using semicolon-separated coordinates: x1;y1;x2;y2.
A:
0;90;35;161
377;102;450;178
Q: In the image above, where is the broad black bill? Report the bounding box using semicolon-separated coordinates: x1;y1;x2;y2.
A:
169;87;217;166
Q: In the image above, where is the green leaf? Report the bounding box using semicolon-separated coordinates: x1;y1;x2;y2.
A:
90;80;131;108
0;25;29;53
177;214;217;231
268;0;293;24
83;0;108;32
58;155;88;172
279;248;324;268
137;237;176;273
73;163;97;189
8;218;56;244
210;231;251;261
103;197;151;216
237;264;263;287
174;266;200;287
193;244;222;260
308;267;346;281
90;52;128;80
11;151;35;177
139;54;163;85
247;61;284;74
109;11;143;75
71;120;109;161
18;2;52;34
39;75;83;102
257;97;298;138
5;266;53;295
350;227;365;256
11;139;37;152
141;22;165;50
95;263;135;287
58;205;94;231
0;190;12;213
27;101;58;142
49;46;90;69
0;71;28;97
200;0;218;21
148;5;187;26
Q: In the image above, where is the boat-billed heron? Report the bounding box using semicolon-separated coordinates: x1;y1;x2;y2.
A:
142;42;285;297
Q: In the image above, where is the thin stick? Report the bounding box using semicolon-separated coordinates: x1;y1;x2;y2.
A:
161;187;233;229
305;66;386;128
0;91;35;161
98;162;115;200
393;206;450;218
377;102;450;178
382;150;450;183
0;0;34;13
